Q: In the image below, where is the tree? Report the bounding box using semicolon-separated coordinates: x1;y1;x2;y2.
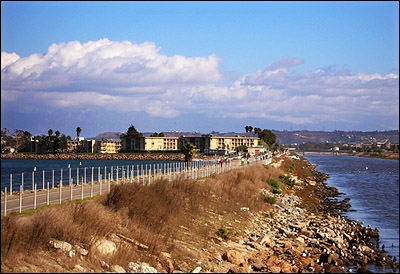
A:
55;130;60;138
254;127;261;136
245;126;250;136
60;134;68;152
159;132;165;137
235;145;248;153
258;129;277;149
48;129;53;137
122;125;143;138
182;143;196;163
76;127;82;139
248;126;253;137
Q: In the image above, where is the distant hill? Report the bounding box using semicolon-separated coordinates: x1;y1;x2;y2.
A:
89;132;124;140
89;130;399;144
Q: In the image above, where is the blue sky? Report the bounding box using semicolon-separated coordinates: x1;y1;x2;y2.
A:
1;1;399;138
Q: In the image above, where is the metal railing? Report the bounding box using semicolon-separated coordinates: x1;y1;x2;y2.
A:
1;156;272;215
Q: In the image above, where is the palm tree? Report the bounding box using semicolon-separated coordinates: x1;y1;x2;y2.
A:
182;143;196;163
245;126;249;136
55;130;60;138
76;127;82;139
254;127;261;136
48;129;53;137
248;126;253;137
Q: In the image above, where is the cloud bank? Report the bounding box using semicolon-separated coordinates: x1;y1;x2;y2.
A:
2;39;399;132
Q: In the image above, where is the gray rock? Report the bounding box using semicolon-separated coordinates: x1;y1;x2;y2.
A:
110;264;127;273
49;240;72;252
128;262;157;273
93;239;117;256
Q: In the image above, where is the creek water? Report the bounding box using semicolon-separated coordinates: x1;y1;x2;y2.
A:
304;154;399;273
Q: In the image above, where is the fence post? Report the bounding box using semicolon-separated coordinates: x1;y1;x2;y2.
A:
21;172;24;193
42;170;45;190
98;167;101;184
91;167;94;185
148;167;151;185
137;165;140;184
4;187;7;216
34;183;37;209
130;167;133;184
47;182;50;206
59;180;62;204
116;166;119;185
32;171;35;191
77;167;79;186
84;167;86;184
19;185;22;213
52;169;55;189
60;168;63;185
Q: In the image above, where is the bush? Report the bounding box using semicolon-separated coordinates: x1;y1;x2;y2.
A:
266;178;279;189
263;195;276;205
288;162;296;173
271;187;281;194
216;228;231;240
279;174;295;187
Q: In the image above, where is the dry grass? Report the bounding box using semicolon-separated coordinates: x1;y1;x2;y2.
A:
1;158;310;272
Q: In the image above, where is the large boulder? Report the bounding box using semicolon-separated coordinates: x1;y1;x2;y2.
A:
222;250;248;266
93;239;117;256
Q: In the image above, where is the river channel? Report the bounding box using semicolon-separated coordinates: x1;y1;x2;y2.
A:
304;154;399;273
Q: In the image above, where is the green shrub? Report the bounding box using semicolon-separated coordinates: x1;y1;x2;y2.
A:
271;187;282;194
279;174;295;187
216;228;231;240
264;195;276;205
266;178;280;189
288;162;296;173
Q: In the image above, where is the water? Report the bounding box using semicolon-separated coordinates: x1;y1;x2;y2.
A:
304;154;399;273
1;159;183;192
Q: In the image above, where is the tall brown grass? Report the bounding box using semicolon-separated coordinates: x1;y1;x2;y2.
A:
1;161;300;271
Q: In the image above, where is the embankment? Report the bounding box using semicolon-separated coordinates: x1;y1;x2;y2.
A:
1;154;398;273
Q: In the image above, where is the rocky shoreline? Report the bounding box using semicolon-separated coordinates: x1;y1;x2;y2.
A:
192;159;399;273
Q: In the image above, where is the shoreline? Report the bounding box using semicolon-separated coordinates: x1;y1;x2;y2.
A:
297;151;399;161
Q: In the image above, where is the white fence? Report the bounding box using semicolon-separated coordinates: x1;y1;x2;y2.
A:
1;156;272;215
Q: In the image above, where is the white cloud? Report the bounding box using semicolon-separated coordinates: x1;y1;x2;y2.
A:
1;52;20;70
2;41;398;130
1;38;222;93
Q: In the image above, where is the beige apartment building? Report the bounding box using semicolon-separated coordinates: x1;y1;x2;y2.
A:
144;137;180;151
121;135;265;155
84;140;121;153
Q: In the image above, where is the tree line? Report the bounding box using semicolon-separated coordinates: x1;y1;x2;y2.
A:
1;127;83;153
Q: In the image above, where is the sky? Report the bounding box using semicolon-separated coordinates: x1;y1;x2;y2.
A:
1;1;399;138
